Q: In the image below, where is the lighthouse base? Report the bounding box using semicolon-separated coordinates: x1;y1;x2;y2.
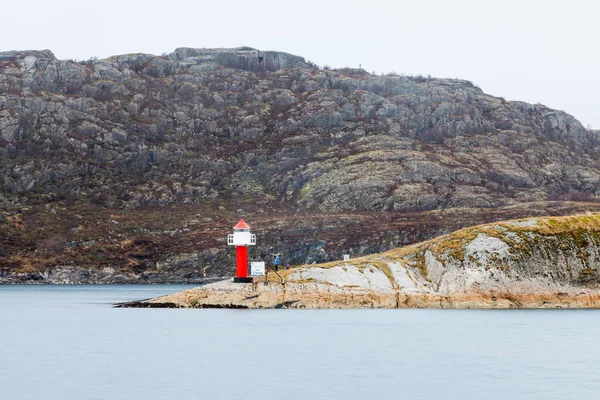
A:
233;277;254;283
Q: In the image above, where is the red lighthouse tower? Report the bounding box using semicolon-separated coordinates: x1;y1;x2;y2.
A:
227;219;256;283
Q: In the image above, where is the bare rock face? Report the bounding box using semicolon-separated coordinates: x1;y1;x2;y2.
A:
167;47;309;72
417;214;600;301
0;49;57;62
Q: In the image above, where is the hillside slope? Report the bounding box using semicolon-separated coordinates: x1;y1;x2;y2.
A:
2;47;600;281
131;214;600;308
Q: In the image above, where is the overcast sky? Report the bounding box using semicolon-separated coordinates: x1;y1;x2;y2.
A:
2;0;598;127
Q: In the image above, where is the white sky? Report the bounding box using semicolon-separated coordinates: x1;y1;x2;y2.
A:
1;0;598;127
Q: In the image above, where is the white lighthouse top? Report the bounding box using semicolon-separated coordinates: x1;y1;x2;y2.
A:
228;219;256;246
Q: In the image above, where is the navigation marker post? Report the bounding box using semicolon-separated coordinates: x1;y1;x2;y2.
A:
227;219;256;283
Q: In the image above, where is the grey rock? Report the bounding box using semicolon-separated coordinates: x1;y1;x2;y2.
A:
168;47;309;72
111;129;128;142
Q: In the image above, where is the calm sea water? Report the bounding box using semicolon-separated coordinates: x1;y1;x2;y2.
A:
1;285;599;400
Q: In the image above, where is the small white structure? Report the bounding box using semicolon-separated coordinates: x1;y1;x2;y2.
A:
343;254;351;261
250;262;266;276
227;220;256;246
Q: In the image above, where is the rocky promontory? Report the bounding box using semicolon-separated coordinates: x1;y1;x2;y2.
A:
120;214;600;308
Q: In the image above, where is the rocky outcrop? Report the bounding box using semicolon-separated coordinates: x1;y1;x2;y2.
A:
167;47;309;72
1;47;599;212
122;214;600;308
0;264;218;284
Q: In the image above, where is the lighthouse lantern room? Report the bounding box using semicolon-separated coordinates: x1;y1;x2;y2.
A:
227;219;256;283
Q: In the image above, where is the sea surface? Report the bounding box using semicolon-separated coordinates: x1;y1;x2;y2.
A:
1;285;599;400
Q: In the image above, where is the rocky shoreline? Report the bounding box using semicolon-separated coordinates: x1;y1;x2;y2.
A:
117;214;600;309
116;278;600;309
0;267;223;284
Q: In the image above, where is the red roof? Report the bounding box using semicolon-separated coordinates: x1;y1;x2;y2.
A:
233;219;250;229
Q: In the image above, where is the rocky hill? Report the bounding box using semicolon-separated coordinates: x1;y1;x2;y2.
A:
1;47;600;282
124;214;600;308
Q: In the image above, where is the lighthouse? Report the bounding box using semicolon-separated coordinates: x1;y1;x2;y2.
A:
227;219;256;283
